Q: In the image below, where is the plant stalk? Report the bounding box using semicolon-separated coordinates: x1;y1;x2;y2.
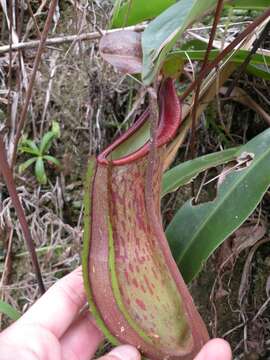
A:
181;7;270;101
0;136;45;295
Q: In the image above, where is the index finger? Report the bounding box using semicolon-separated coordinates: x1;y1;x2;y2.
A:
15;267;88;338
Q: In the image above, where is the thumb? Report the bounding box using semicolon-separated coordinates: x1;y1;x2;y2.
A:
97;345;141;360
194;339;232;360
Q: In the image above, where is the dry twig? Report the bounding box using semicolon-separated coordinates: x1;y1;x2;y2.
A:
11;0;59;168
0;25;146;54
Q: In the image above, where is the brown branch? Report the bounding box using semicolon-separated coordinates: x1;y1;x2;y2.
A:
0;228;14;290
0;24;146;54
0;228;14;327
0;136;45;294
11;0;59;168
220;86;270;126
26;0;42;39
164;18;265;168
225;19;270;97
190;0;224;165
7;0;13;130
22;0;48;42
16;0;23;40
181;7;270;101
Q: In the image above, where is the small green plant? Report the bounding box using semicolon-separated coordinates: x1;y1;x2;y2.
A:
19;121;61;185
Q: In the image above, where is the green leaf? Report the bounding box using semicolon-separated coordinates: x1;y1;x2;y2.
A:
18;146;40;156
19;139;40;156
225;0;269;9
166;48;270;80
0;299;20;321
166;49;270;67
141;0;217;84
35;157;47;185
0;109;5;121
43;155;60;167
247;63;270;80
162;147;239;197
111;0;176;28
162;56;184;78
110;0;124;27
18;157;37;174
51;121;61;138
166;128;270;283
39;132;55;155
182;39;209;51
39;122;60;155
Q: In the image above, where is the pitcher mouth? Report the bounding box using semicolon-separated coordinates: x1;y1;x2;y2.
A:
97;79;181;166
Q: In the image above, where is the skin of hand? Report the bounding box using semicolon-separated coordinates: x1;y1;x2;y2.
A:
0;268;232;360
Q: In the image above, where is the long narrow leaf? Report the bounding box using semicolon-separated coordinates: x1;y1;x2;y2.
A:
247;64;270;80
19;139;40;156
40;121;60;154
18;146;40;156
51;121;60;138
43;155;60;167
162;147;239;197
110;0;124;27
35;158;47;185
0;300;20;321
39;131;55;155
166;49;270;67
19;157;37;174
166;129;270;283
225;0;269;9
142;0;217;84
111;0;176;28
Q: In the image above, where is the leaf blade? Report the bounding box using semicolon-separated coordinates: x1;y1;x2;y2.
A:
111;0;176;28
166;48;270;67
18;157;37;174
162;147;239;196
43;155;60;167
0;299;21;321
35;157;47;185
247;64;270;80
166;129;270;283
141;0;217;84
19;138;40;156
225;0;269;9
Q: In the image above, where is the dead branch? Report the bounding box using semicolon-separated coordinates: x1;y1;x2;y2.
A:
181;7;270;100
0;136;45;294
0;25;146;54
10;0;59;168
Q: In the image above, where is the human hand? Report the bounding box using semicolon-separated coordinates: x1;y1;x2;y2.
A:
0;267;231;360
0;267;138;360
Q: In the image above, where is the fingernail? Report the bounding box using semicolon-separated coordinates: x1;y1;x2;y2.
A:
109;345;141;360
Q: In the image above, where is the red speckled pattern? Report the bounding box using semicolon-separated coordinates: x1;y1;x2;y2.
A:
86;79;209;359
110;154;191;350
